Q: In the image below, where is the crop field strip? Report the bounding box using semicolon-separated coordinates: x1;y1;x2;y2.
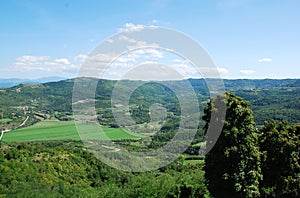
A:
2;119;145;142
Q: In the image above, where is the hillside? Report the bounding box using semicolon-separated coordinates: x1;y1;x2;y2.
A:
0;79;299;197
0;141;208;197
0;78;299;131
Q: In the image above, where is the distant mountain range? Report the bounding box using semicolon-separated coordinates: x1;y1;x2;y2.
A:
0;77;67;88
1;77;299;89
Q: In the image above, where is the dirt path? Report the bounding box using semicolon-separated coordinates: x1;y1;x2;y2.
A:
19;116;29;128
0;116;29;140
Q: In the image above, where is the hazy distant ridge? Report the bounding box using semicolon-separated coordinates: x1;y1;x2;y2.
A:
0;77;67;88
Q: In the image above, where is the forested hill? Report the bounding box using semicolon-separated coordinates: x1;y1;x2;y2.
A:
189;78;300;91
0;78;299;127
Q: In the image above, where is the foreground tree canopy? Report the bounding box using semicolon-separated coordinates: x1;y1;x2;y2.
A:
204;92;262;198
259;121;300;197
204;92;299;198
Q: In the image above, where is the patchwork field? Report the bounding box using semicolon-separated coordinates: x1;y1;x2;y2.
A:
2;119;145;142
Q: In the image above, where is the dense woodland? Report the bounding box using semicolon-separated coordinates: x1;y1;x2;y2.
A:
0;141;210;197
0;78;299;197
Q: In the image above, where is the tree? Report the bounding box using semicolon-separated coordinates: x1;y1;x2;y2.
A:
204;92;262;198
259;121;300;197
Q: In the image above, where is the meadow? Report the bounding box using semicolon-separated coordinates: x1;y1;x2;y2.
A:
2;118;145;142
0;118;12;124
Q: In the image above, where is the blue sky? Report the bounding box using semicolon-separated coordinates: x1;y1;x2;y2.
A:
0;0;299;79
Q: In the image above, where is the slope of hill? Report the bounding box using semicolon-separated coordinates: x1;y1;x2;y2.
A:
0;78;299;132
0;141;208;197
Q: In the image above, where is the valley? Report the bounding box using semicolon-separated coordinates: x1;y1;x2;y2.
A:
0;78;299;197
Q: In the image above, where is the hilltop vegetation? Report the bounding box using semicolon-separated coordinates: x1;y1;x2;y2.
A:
1;78;300;130
0;141;209;197
0;92;299;197
1;78;300;153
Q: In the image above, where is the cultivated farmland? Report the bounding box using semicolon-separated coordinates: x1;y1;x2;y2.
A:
2;119;145;142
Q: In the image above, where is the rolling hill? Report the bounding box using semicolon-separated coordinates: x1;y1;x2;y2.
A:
0;78;299;134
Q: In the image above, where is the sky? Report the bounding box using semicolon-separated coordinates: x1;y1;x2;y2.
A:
0;0;300;79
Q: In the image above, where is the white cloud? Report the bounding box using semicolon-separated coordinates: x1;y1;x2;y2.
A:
130;48;163;59
118;35;137;43
85;53;117;63
169;59;197;78
127;41;159;50
151;19;158;24
217;68;230;74
120;36;159;50
74;54;88;62
54;58;71;65
13;55;78;76
15;55;49;65
75;49;162;78
202;67;229;75
118;22;158;33
258;58;272;63
12;53;136;78
170;58;229;78
119;23;145;33
96;48;165;79
106;38;114;43
119;62;185;81
240;69;256;75
198;67;230;78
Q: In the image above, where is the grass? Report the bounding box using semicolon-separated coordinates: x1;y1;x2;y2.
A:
2;119;145;142
0;118;13;124
183;159;204;166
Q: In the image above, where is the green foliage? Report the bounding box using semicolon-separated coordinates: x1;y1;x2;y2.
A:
204;92;262;198
0;141;210;197
1;78;300;131
236;87;300;124
259;121;300;197
1;78;300;197
0;118;12;124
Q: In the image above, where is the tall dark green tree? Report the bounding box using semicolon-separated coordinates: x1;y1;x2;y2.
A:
204;92;262;198
259;121;300;197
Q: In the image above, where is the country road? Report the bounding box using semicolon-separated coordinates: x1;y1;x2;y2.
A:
19;116;29;127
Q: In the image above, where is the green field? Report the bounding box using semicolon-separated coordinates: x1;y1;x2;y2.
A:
2;119;145;142
0;118;13;124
